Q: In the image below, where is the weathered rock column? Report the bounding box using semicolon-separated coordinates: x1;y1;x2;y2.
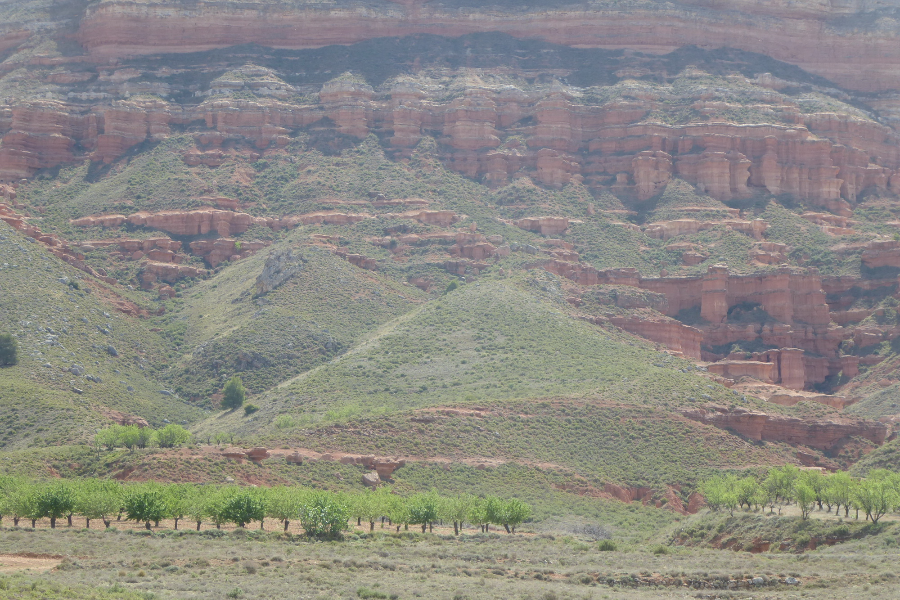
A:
778;348;806;390
701;265;729;323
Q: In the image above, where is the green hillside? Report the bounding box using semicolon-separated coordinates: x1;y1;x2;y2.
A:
0;220;204;448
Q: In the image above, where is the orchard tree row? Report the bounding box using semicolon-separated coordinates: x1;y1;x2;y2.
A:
93;423;192;451
702;465;900;523
0;478;530;537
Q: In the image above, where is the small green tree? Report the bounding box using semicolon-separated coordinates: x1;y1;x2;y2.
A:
222;375;246;410
499;498;531;534
0;333;17;366
299;491;350;538
119;425;141;450
95;425;125;450
794;484;816;520
408;491;440;533
36;482;76;529
156;424;191;448
826;471;854;517
125;484;168;530
266;486;302;533
222;489;266;528
852;470;897;524
352;490;383;532
165;483;195;530
77;480;121;528
440;494;475;536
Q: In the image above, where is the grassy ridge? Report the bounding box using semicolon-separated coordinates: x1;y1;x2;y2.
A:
162;240;427;399
199;274;747;431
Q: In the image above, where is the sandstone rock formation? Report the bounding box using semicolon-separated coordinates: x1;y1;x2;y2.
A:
72;1;900;94
681;406;888;451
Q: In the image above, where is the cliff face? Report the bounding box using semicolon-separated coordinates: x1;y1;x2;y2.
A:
73;0;900;93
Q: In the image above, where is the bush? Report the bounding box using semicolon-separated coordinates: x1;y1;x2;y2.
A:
156;424;191;448
597;540;618;552
243;404;259;416
222;375;246;410
0;333;17;366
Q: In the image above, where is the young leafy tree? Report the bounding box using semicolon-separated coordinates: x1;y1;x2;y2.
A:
156;424;192;448
266;486;302;533
408;491;440;533
497;498;531;534
468;497;489;533
852;470;897;524
701;475;739;516
440;494;475;536
135;426;155;450
222;375;246;410
799;469;827;510
206;487;233;530
826;471;854;517
187;486;209;531
36;482;76;529
299;491;350;538
120;425;141;450
735;477;760;511
353;490;383;532
125;483;168;530
794;483;817;520
95;426;124;451
77;480;121;528
386;494;410;533
9;482;37;527
0;333;18;366
222;489;266;528
165;483;195;530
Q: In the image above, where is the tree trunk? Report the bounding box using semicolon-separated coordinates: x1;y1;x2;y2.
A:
217;523;221;529
13;517;19;526
381;516;385;528
67;515;73;527
145;521;151;530
284;520;289;532
196;521;202;531
86;518;91;528
31;519;36;528
118;512;122;521
50;517;56;529
104;520;111;528
421;523;426;533
174;518;180;530
357;517;361;526
453;521;459;536
429;523;433;533
504;523;511;534
396;524;401;532
154;520;159;527
370;521;374;532
260;519;264;530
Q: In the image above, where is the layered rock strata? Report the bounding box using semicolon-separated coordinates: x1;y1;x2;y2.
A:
73;1;900;93
681;406;888;451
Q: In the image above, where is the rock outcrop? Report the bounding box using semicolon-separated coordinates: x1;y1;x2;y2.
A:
681;406;888;451
74;1;900;93
256;248;304;294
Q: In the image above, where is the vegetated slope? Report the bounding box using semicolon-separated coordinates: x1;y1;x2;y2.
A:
163;238;427;400
193;272;749;432
0;220;204;448
849;438;900;476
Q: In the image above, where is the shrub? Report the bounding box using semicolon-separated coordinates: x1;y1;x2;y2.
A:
222;375;246;410
156;424;191;448
0;333;17;366
597;540;618;552
243;404;259;416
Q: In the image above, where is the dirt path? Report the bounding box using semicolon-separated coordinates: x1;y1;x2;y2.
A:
0;553;63;572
